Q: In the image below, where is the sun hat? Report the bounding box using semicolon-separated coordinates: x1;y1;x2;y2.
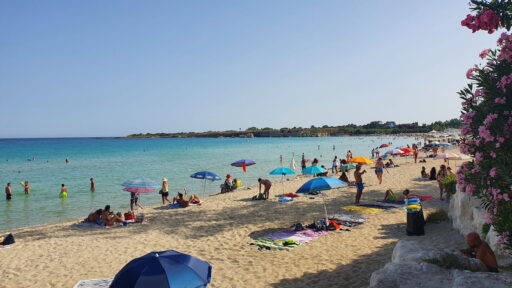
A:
162;177;168;181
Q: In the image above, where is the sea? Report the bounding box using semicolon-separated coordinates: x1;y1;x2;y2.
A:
0;136;417;231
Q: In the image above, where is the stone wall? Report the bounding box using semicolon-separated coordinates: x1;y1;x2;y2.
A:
449;189;512;265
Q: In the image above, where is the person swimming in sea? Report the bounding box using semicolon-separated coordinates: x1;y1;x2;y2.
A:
60;184;68;198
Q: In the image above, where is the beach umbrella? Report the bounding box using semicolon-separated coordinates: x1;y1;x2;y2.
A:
400;148;415;154
348;156;375;165
110;250;212;288
296;177;348;228
339;163;357;170
269;167;296;194
122;177;160;205
379;144;389;148
302;166;327;175
296;177;347;193
231;159;256;173
438;142;452;146
122;177;160;189
385;149;404;155
190;171;222;198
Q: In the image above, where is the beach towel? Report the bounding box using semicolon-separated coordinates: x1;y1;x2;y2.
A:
278;197;293;202
169;203;183;209
283;193;300;198
251;238;302;251
377;200;405;205
408;194;434;201
73;278;113;288
330;213;366;223
357;204;398;210
265;229;328;243
342;206;385;214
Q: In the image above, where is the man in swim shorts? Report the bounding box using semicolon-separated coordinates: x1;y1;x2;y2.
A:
60;184;68;198
354;165;366;204
5;183;12;201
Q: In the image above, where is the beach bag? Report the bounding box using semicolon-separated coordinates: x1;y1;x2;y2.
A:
327;220;340;231
291;223;305;231
124;212;135;221
313;219;327;231
1;233;15;245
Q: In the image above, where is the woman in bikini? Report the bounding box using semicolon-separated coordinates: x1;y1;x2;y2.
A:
374;158;385;185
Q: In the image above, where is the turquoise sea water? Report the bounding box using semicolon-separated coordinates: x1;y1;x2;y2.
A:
0;136;416;231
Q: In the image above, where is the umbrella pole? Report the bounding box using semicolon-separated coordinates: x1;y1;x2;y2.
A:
282;174;285;195
322;197;329;227
203;179;207;199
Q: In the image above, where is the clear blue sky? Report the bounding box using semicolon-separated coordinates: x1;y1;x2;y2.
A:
0;1;497;138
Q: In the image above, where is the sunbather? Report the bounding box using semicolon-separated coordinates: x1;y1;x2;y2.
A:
101;205;124;226
83;209;103;223
173;191;189;208
189;194;202;205
383;189;410;203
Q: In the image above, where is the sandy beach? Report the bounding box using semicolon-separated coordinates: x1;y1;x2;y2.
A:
0;154;467;288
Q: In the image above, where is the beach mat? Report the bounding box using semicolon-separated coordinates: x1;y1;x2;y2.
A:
377;200;405;205
251;238;302;251
342;206;385;213
73;278;113;288
408;194;434;201
265;229;328;243
330;213;366;223
357;204;398;210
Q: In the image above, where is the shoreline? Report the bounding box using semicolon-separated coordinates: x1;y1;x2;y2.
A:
0;153;469;287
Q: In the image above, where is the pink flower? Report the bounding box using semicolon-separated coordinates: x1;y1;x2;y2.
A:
484;113;498;126
495;97;507;104
466;68;477;79
491;152;497;158
466;184;475;195
480;48;491;59
497;73;512;92
503;193;510;201
478;125;495;142
461;10;501;34
489;167;498;177
474;89;484;97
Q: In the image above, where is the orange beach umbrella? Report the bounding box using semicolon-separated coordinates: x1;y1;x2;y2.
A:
348;156;375;165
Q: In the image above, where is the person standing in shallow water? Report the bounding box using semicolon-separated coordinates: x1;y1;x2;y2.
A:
5;183;12;201
90;178;95;192
23;181;30;194
60;184;68;198
160;178;171;204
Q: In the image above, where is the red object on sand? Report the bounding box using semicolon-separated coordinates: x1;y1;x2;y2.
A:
408;194;434;201
283;193;300;198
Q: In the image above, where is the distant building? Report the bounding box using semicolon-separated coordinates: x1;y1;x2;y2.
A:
385;121;395;128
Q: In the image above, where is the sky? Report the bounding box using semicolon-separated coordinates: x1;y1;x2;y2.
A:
0;1;499;138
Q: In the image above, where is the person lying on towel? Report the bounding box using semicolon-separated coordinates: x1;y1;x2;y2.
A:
460;232;499;273
383;189;410;203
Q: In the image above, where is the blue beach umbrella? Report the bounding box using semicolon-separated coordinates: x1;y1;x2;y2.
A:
190;171;222;181
269;167;296;176
297;177;348;228
438;143;452;146
269;167;296;194
190;171;222;197
302;166;327;175
110;250;212;288
122;177;160;189
296;177;348;194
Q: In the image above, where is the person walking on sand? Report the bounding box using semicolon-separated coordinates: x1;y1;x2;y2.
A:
60;184;68;198
90;178;95;192
5;183;12;201
23;181;30;194
354;165;367;204
332;156;339;174
160;178;171;204
258;178;272;200
301;153;307;171
374;157;386;184
413;148;419;163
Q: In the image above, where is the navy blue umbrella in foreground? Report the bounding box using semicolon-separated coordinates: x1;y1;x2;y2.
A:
110;250;212;288
296;177;347;194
